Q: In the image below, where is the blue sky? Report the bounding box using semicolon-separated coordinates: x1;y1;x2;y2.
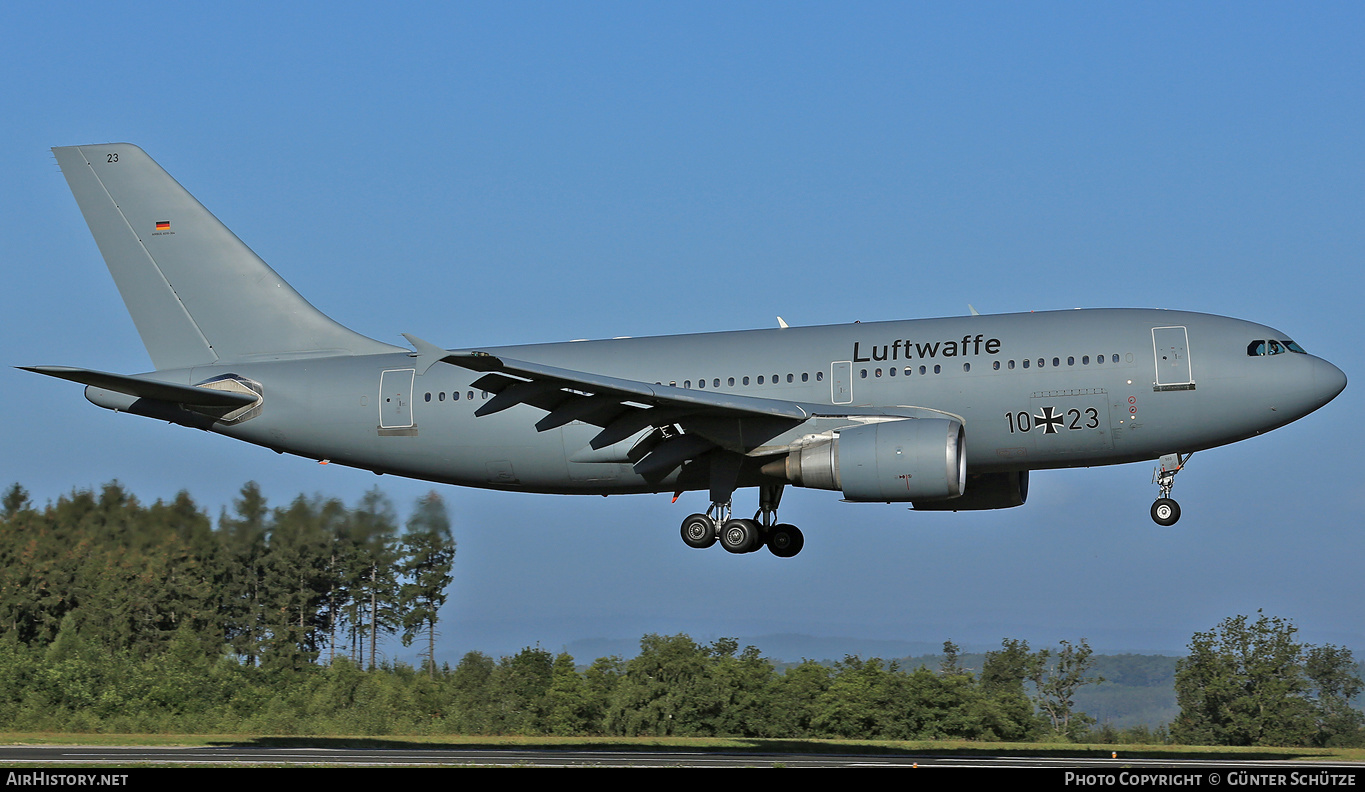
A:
2;2;1362;663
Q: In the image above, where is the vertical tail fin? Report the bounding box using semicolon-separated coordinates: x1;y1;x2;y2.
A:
53;143;401;370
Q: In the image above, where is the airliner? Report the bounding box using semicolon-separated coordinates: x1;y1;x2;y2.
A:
25;143;1347;558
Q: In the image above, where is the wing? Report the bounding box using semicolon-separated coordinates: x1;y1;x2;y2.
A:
403;335;961;491
440;350;813;480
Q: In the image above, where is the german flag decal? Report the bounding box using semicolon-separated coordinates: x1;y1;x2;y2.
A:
155;220;171;230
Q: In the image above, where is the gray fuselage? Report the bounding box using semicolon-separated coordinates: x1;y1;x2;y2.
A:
101;307;1344;496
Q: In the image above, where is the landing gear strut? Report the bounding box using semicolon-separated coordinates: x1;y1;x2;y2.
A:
1150;452;1191;526
756;483;803;558
677;484;804;558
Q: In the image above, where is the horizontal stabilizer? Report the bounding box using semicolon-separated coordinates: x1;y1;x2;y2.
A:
21;366;257;407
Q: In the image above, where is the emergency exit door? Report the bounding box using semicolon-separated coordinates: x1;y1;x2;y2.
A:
379;368;416;428
1152;326;1194;391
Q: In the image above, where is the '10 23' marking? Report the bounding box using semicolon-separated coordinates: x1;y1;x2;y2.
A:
1006;406;1099;435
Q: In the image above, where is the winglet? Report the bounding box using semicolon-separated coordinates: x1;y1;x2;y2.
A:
777;316;789;329
401;333;453;376
968;304;980;316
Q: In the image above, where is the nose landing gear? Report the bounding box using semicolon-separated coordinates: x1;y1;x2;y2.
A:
1150;452;1191;526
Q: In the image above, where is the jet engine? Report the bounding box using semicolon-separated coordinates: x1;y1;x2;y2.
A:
912;470;1028;511
762;418;965;502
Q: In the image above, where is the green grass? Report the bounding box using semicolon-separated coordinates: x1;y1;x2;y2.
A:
1;732;1361;763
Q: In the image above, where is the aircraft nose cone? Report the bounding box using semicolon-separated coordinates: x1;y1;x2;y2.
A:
1313;356;1347;407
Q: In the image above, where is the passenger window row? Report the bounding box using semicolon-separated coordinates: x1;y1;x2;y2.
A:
421;351;1134;408
423;390;490;403
860;353;1126;379
661;372;826;389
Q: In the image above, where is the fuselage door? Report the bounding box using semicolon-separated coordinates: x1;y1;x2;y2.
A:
831;361;853;404
379;368;416;428
1152;326;1194;391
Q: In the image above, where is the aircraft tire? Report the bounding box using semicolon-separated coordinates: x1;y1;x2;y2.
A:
720;518;760;554
767;524;804;558
1151;498;1181;526
680;514;717;549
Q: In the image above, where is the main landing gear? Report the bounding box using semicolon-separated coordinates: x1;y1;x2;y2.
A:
679;484;804;558
1150;452;1192;526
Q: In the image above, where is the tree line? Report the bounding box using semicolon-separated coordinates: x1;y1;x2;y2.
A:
1172;611;1363;747
0;481;1359;745
0;481;454;675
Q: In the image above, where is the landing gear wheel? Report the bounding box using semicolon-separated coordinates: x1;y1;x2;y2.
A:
720;518;761;554
1151;498;1181;526
767;523;804;558
680;513;717;549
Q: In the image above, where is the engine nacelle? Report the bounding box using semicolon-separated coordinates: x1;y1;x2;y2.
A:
766;418;965;502
913;470;1028;511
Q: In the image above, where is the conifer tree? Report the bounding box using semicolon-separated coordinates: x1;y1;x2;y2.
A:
399;492;455;677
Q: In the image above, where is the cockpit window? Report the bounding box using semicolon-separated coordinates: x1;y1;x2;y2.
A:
1248;339;1307;356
